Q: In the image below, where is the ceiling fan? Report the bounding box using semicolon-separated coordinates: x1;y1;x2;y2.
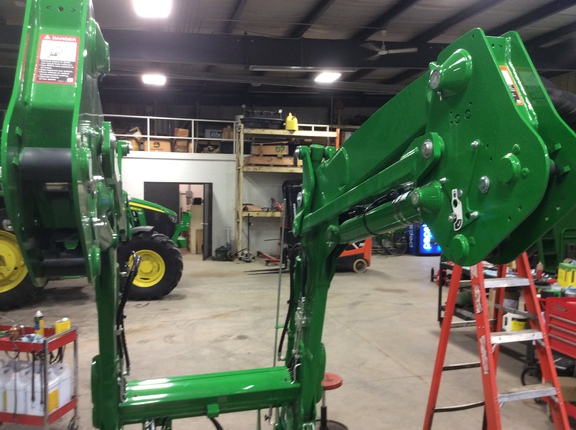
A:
362;29;418;60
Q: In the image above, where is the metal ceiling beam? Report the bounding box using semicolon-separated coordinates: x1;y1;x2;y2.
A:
526;22;576;48
0;24;447;69
108;69;404;94
289;0;337;39
383;69;422;85
489;0;576;36
409;0;505;44
351;0;422;41
224;0;248;34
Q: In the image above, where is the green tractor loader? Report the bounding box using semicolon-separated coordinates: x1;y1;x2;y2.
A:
0;194;190;310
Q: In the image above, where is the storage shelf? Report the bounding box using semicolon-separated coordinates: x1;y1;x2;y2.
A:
243;211;282;218
243;128;337;138
243;165;302;173
235;123;337;253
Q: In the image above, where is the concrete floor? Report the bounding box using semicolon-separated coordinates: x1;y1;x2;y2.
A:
1;252;558;429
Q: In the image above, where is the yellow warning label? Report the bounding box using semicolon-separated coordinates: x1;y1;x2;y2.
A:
499;65;524;106
48;388;59;413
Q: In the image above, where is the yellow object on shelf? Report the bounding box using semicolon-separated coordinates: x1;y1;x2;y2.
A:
285;112;298;131
55;317;71;334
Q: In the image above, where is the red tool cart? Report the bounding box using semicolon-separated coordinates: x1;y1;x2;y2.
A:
542;298;576;420
0;325;79;429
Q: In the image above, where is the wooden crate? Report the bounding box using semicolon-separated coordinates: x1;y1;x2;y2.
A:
245;155;294;166
251;143;289;157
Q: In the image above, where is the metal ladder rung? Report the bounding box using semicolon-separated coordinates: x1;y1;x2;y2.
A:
434;400;485;413
442;361;481;371
491;329;542;344
457;277;530;288
483;277;530;289
498;383;557;403
451;320;476;328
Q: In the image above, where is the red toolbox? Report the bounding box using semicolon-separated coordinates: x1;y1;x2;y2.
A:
544;298;576;359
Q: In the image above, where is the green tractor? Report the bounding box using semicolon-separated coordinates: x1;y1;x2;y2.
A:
0;194;190;310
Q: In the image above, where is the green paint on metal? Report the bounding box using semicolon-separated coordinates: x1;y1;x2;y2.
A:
119;367;299;424
297;28;576;266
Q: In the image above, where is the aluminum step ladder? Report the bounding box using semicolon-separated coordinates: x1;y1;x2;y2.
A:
423;252;569;430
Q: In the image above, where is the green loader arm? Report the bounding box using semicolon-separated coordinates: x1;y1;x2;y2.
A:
3;2;576;429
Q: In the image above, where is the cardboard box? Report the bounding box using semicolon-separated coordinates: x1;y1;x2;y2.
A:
559;377;576;402
146;139;171;152
173;128;190;152
127;127;142;151
174;128;189;137
195;229;203;254
222;126;234;140
251;142;289;156
173;141;189;152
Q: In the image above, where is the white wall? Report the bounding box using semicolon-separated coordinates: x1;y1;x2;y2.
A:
121;152;235;251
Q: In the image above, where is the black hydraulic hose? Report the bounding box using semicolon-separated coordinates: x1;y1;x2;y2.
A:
277;244;309;368
209;418;224;430
116;252;141;372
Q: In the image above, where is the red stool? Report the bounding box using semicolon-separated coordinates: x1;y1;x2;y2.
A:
316;373;348;430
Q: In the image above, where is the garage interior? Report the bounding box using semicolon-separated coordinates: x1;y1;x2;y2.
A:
1;1;576;429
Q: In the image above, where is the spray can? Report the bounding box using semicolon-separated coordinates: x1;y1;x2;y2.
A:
34;310;44;336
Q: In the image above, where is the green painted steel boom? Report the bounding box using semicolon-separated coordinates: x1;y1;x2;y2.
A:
3;1;576;429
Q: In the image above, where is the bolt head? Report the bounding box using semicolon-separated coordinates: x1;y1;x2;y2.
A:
429;70;441;90
478;176;490;194
421;139;433;159
296;192;303;207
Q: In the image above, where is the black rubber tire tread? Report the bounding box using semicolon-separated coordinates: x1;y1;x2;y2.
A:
0;275;43;311
117;232;183;300
0;208;46;310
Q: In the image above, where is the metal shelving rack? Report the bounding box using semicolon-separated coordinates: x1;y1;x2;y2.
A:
0;325;79;430
234;123;337;253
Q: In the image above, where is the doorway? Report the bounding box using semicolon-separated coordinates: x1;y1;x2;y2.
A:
144;182;213;260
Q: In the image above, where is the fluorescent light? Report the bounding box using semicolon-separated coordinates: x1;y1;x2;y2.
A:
249;65;357;73
142;74;166;86
315;72;341;83
133;0;172;18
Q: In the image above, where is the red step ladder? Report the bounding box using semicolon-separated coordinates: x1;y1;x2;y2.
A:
423;252;569;429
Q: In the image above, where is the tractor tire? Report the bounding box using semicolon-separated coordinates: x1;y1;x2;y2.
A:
0;230;46;310
117;232;183;300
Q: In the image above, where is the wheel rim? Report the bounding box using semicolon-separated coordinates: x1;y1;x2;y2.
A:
129;250;166;288
0;231;29;294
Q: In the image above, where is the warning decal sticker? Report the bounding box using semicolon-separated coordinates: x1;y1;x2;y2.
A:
34;34;79;85
499;65;524;106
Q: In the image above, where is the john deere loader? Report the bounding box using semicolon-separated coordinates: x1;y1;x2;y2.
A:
0;193;190;310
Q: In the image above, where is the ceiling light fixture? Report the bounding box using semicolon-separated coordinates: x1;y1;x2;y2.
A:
315;72;342;83
133;0;173;18
142;73;167;86
249;66;357;73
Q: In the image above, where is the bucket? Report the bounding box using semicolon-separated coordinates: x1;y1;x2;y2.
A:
503;312;527;332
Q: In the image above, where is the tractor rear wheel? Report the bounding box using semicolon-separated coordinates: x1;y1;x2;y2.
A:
118;232;183;300
0;230;46;310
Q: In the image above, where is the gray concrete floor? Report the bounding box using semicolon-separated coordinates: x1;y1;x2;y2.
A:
1;253;558;429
